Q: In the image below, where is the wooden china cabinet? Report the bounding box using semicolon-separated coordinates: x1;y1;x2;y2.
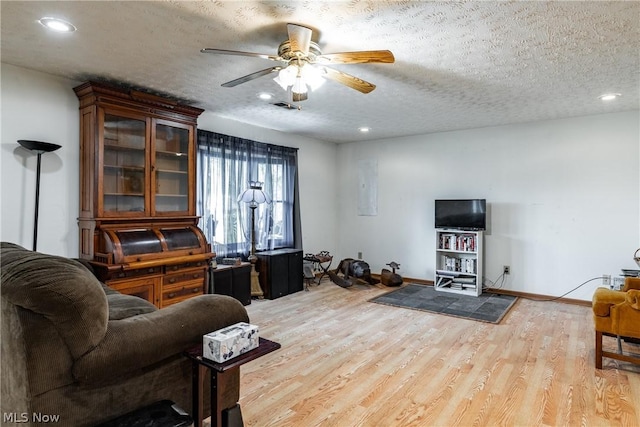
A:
74;81;214;308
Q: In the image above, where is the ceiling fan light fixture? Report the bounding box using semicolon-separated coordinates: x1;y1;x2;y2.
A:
274;61;327;96
292;91;308;102
292;76;308;95
275;65;297;88
301;64;325;91
273;75;288;91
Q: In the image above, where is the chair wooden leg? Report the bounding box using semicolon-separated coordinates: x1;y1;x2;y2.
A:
595;330;603;369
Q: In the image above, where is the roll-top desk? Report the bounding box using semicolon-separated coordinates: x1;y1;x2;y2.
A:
74;82;213;308
89;225;213;308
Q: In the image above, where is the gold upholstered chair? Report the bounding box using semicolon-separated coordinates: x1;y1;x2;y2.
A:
592;277;640;369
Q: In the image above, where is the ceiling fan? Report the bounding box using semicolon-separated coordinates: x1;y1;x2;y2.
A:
201;23;394;102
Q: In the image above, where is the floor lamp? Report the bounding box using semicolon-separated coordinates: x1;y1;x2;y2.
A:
238;181;271;298
18;140;62;251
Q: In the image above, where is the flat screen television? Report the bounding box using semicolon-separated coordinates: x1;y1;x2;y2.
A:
435;199;486;230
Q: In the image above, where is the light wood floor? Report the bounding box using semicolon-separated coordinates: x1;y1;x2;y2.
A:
237;281;640;427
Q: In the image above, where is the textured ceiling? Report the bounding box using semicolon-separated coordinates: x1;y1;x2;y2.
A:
1;1;638;143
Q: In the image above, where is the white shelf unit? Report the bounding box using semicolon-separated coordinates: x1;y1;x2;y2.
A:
435;229;483;296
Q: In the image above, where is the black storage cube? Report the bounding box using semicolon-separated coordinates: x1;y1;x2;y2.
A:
211;263;252;306
256;249;303;299
232;265;251;305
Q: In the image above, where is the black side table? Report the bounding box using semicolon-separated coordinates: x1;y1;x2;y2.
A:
184;337;281;427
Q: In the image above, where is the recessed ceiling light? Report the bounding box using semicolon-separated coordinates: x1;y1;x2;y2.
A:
358;127;370;133
257;92;273;100
598;93;621;101
38;17;76;33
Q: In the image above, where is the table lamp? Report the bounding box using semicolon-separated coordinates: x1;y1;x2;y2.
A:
238;181;271;297
18;140;62;251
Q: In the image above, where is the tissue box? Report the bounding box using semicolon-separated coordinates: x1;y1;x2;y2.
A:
203;322;259;362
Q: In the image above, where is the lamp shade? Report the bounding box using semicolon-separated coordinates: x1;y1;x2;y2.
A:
292;76;308;95
18;139;61;153
274;65;297;89
300;63;325;91
238;181;271;207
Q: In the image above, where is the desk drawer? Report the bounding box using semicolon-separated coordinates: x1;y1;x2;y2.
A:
164;269;206;286
161;281;204;307
111;266;162;280
166;261;208;272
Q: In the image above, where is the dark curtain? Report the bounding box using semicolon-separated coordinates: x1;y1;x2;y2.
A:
196;130;300;260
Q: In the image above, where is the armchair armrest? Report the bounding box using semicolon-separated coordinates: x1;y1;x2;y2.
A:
73;294;249;384
623;277;640;292
612;290;640;338
626;289;640;310
592;287;626;317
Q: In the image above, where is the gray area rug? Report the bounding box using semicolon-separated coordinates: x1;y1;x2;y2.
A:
370;284;517;324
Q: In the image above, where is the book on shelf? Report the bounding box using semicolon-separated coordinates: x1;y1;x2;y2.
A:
455;282;477;289
448;281;477;290
453;277;475;284
436;270;460;277
436;276;453;288
436;275;476;288
440;255;477;274
438;232;477;252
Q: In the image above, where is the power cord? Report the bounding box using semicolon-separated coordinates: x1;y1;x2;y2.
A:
483;272;506;291
483;275;605;302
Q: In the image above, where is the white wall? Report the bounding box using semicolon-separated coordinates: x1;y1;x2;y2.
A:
1;64;81;255
0;63;339;258
335;111;640;300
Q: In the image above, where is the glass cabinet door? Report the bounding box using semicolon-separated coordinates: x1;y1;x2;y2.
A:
102;114;146;214
154;122;190;213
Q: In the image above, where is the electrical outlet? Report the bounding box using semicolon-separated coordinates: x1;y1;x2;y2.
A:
612;276;625;290
603;274;611;288
503;265;510;275
358;251;362;259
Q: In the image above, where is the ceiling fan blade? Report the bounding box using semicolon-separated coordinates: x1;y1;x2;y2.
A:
317;50;395;64
221;67;282;87
287;23;312;55
201;48;280;61
320;67;376;94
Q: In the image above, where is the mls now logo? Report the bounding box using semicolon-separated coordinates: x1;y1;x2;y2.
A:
3;413;28;423
3;412;60;423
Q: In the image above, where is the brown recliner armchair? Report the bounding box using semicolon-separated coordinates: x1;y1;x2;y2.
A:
592;277;640;369
1;242;249;426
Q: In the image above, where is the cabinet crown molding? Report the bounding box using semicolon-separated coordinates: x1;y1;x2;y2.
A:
74;81;204;118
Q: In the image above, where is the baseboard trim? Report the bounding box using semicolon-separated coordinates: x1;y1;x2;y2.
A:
403;276;434;286
370;274;433;286
370;274;590;307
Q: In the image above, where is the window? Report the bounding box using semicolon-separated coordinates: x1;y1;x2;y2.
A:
196;130;300;259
